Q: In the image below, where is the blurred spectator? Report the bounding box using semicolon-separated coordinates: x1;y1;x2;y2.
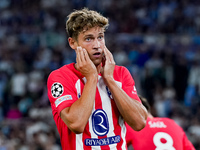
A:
9;61;28;104
173;55;189;101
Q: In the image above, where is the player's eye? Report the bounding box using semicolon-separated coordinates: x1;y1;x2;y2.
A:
98;36;103;40
85;37;91;41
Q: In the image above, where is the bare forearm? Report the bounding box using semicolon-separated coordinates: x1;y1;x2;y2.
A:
101;47;147;130
106;77;147;131
61;76;98;133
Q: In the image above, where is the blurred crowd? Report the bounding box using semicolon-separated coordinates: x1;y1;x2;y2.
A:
0;0;200;149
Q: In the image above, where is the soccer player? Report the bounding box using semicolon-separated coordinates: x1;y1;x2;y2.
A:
126;95;195;150
47;8;147;150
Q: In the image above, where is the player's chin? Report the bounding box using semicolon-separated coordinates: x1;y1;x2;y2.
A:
92;58;102;66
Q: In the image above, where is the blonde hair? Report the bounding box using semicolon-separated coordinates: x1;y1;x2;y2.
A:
66;8;109;40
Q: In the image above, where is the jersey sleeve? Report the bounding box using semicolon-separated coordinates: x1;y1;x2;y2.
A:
182;132;195;150
47;69;78;115
121;66;141;102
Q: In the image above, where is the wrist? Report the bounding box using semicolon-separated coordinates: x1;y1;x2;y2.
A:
103;75;114;85
86;73;98;83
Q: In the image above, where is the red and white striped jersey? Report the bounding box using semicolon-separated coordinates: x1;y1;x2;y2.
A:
47;63;140;150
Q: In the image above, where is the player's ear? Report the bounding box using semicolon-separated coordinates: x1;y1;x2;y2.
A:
68;37;78;50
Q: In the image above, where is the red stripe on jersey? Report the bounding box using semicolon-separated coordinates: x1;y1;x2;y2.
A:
69;129;76;149
83;123;92;150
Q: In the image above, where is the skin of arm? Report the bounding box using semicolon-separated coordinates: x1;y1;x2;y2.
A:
60;47;100;134
101;47;148;131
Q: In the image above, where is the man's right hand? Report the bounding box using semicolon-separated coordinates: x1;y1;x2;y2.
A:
75;46;98;80
61;46;98;134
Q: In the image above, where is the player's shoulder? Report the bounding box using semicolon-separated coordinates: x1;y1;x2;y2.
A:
49;63;73;76
114;65;129;74
114;65;127;70
48;63;75;80
161;117;176;123
153;117;174;122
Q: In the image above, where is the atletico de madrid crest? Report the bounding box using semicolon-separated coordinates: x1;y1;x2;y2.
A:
51;82;64;98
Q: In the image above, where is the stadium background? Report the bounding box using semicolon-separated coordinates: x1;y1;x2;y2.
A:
0;0;200;149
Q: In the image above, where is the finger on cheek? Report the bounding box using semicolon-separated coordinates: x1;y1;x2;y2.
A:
104;48;108;56
82;48;87;57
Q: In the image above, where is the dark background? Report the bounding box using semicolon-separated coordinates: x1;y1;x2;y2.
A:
0;0;200;149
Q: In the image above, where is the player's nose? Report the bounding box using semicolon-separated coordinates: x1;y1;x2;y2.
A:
93;38;100;49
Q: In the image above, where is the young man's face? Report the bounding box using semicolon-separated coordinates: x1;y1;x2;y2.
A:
76;26;105;66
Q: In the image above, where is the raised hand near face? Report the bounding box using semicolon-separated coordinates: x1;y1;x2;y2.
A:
101;47;115;83
75;46;98;80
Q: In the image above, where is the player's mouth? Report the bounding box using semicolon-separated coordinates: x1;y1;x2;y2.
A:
93;52;101;58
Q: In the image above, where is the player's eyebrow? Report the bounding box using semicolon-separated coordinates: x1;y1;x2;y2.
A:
84;34;94;38
98;32;104;36
84;32;104;37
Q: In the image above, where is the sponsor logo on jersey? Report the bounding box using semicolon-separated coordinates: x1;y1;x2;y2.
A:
55;95;72;107
51;82;64;98
92;109;109;136
85;135;121;146
84;109;121;146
